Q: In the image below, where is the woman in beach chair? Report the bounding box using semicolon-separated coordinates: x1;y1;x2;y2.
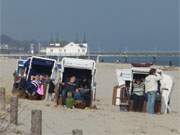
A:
35;75;46;100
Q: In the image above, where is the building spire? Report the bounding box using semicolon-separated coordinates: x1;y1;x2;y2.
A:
49;33;55;45
55;33;60;43
83;32;87;43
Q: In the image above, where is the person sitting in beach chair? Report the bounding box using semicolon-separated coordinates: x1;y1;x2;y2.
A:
26;75;40;97
76;78;91;105
74;88;86;109
35;75;46;100
74;88;82;101
61;76;77;104
65;91;75;109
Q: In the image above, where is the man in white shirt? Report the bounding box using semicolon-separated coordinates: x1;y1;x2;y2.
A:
145;68;162;114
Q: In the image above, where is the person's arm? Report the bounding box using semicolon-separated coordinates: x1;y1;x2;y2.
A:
143;83;145;94
144;78;147;93
60;82;65;85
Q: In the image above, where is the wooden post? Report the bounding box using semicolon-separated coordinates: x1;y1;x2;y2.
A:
10;96;18;125
0;87;6;111
45;83;49;101
72;129;83;135
31;110;42;135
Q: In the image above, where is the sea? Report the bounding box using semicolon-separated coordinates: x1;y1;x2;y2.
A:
41;55;180;67
97;56;180;66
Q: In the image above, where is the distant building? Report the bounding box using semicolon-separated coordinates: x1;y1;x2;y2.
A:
39;47;46;54
46;42;88;56
0;44;8;50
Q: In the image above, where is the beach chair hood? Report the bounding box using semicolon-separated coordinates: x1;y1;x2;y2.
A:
116;69;132;86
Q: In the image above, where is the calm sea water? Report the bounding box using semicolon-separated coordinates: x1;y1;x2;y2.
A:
98;56;180;66
45;55;180;67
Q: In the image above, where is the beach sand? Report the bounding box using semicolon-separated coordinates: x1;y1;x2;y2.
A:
0;58;180;135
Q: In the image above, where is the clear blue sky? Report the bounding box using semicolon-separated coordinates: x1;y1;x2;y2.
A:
1;0;179;51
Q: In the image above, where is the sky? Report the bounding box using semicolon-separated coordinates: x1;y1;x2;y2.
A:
0;0;179;51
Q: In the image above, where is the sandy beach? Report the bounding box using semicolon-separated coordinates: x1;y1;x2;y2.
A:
0;58;180;135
